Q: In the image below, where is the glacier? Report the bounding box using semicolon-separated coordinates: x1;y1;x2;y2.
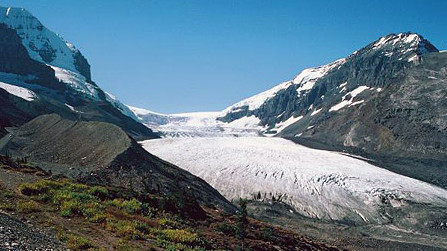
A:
141;136;447;224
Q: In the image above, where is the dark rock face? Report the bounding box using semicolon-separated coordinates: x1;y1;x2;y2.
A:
282;52;447;187
73;49;91;81
0;23;60;89
4;114;234;211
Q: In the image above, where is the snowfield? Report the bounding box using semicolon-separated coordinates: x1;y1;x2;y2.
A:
51;66;100;100
142;137;447;224
128;106;264;137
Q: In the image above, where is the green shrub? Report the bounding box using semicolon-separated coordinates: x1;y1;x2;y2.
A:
17;179;212;249
216;223;236;235
52;190;94;204
135;221;150;234
87;186;109;200
114;239;137;251
60;200;82;217
82;207;107;223
154;238;191;251
0;190;15;198
0;203;15;211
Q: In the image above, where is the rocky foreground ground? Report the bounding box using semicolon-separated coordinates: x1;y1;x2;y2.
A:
0;212;64;251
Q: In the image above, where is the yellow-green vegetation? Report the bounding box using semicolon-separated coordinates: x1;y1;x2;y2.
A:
15;200;41;213
109;198;146;215
159;229;198;243
18;179;204;250
0;193;40;213
159;216;182;229
57;232;96;250
105;218;148;240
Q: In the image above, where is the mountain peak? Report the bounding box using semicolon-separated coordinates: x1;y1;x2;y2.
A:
376;32;437;52
348;32;439;64
0;6;91;80
1;7;33;18
372;32;437;52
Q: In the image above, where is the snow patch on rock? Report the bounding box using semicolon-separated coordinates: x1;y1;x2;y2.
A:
311;108;322;116
222;80;293;113
0;81;35;101
51;66;98;99
330;86;369;112
272;115;303;134
295;58;346;94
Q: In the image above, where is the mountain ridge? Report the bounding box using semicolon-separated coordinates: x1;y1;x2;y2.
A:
0;6;157;140
218;32;438;129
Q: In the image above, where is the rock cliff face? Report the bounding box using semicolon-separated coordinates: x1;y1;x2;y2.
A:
72;49;91;81
218;33;447;187
286;51;447;188
0;23;59;89
0;7;157;140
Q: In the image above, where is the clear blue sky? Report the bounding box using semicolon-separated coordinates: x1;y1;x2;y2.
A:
2;0;446;113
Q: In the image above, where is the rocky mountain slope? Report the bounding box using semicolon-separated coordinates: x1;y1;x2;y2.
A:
213;33;447;187
218;33;438;127
0;7;156;140
1;114;234;211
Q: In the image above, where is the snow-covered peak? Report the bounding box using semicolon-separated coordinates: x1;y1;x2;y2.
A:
372;33;421;49
222;33;437;119
365;32;438;60
0;7;89;78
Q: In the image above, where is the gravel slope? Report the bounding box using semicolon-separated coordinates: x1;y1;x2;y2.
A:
0;212;64;250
